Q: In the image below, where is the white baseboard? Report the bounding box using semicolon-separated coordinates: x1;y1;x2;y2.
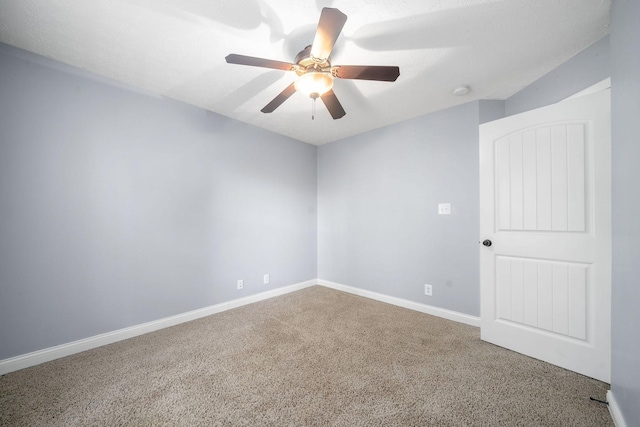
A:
607;390;628;427
317;279;480;327
0;279;317;375
1;279;479;375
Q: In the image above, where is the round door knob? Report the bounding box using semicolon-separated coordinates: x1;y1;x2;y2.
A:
482;239;492;247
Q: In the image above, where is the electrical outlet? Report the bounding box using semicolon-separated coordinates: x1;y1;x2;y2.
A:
263;274;270;285
424;284;432;296
237;279;243;290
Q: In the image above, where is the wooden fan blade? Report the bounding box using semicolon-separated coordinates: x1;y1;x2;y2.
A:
226;54;295;71
261;83;297;113
310;8;347;61
332;65;400;82
320;89;346;119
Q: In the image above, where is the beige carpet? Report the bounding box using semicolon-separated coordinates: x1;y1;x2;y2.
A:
0;286;612;426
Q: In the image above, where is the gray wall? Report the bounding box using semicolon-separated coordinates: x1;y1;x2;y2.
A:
318;102;481;316
478;100;506;124
316;33;616;328
610;0;640;424
0;43;317;360
505;36;610;116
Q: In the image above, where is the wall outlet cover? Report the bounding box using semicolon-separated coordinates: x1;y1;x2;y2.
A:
424;284;433;296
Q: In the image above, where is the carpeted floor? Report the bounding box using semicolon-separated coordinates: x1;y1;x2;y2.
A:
0;286;612;426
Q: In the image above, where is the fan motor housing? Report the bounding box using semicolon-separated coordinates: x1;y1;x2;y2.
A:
294;45;331;75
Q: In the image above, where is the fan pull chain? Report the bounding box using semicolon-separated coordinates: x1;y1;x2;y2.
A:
312;97;316;120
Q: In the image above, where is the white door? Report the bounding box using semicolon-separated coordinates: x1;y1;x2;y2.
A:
479;89;611;382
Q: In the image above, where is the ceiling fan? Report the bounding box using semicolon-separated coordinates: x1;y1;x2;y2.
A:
225;7;400;120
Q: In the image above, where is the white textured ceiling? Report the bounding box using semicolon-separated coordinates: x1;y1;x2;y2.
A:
0;0;610;145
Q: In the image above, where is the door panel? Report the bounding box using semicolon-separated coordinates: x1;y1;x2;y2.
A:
496;124;587;233
480;89;610;382
495;256;588;340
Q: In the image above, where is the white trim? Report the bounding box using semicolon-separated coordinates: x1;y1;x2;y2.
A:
0;279;317;375
317;279;480;327
1;279;480;375
607;390;628;427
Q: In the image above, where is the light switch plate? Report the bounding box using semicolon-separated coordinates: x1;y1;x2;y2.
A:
438;203;451;215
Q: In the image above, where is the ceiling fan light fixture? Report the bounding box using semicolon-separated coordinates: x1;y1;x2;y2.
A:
226;8;398;119
295;71;333;98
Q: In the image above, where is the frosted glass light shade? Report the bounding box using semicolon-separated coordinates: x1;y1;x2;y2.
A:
295;72;333;98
